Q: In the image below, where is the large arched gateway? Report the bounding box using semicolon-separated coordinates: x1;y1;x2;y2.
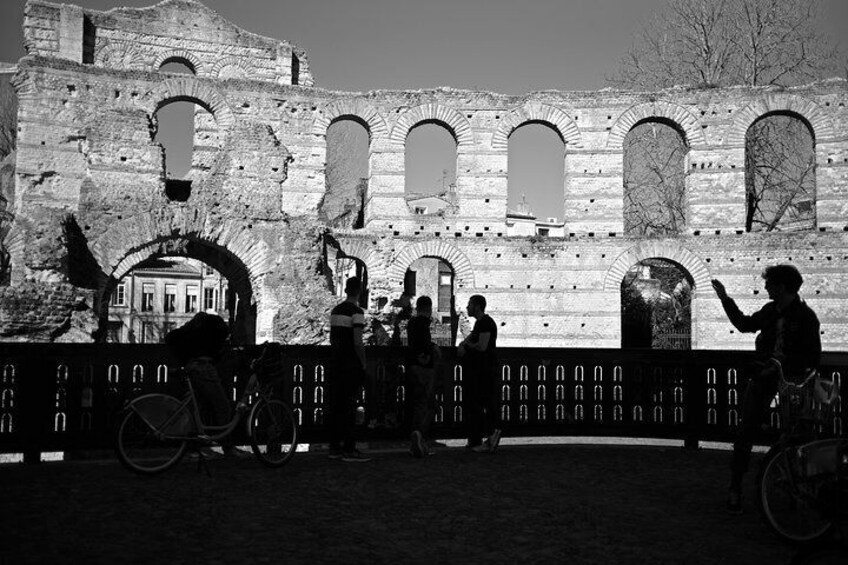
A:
100;237;256;344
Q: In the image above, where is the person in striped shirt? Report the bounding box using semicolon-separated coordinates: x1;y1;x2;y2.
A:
327;276;371;462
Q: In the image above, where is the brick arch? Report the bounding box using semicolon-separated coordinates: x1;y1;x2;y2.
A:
2;220;29;286
334;239;387;284
607;102;707;150
388;104;474;148
603;241;711;295
94;39;147;71
92;210;271;300
491;102;582;150
152;50;203;75
210;56;251;79
312;100;389;140
149;78;235;131
388;242;475;289
726;93;835;146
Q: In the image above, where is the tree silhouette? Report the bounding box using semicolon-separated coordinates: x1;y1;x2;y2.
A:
609;0;840;90
610;0;839;234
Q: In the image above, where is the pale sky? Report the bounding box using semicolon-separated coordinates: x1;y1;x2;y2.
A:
2;0;846;218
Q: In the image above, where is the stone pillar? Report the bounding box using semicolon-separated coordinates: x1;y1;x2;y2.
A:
365;138;407;227
815;139;848;231
248;280;274;344
275;44;292;86
565;149;623;234
686;146;746;233
58;5;84;64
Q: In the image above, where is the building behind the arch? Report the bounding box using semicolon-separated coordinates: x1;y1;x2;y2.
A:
2;0;848;351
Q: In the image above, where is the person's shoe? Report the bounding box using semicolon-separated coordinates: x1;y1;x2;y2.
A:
327;447;344;460
223;446;252;459
191;446;224;459
341;449;372;463
410;430;425;458
488;429;502;452
470;443;490;453
726;488;743;515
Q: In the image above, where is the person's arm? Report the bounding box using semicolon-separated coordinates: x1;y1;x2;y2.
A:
353;326;367;370
463;332;490;352
352;309;367;370
796;308;821;370
712;279;761;333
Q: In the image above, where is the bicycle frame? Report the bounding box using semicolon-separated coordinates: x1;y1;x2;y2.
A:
758;361;846;543
116;344;298;474
128;372;260;443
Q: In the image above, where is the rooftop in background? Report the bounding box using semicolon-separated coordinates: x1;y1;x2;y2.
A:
131;258;204;276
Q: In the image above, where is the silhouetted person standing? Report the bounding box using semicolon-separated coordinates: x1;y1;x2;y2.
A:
407;295;441;457
712;265;820;514
328;276;371;462
458;294;502;452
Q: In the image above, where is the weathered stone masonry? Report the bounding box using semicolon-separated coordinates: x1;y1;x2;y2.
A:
5;0;848;349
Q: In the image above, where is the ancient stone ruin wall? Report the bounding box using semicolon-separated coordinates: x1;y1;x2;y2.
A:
22;0;313;86
6;0;848;350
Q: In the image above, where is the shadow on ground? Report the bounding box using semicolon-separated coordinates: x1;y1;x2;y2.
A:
1;444;841;564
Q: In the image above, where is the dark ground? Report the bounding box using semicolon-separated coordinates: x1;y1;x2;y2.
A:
1;443;845;564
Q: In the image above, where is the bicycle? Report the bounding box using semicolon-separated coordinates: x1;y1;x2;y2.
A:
757;362;845;545
115;342;297;475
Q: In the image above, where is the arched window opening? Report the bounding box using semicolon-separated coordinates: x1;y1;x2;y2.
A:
623;120;689;236
621;258;693;350
159;59;196;75
401;257;456;346
291;54;300;86
333;256;369;310
507;122;564;235
745;112;815;232
405;123;457;216
105;256;244;344
324;117;369;229
82;15;96;64
154;85;215;202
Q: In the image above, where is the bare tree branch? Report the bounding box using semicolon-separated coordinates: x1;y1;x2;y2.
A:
612;0;836;235
609;0;840;90
624;122;688;236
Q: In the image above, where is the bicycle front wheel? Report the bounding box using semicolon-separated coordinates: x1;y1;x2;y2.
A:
116;407;189;475
759;447;834;544
249;399;297;467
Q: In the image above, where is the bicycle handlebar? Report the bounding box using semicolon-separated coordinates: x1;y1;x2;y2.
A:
772;358;818;394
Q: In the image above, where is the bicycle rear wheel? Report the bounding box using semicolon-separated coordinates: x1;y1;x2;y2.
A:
116;407;189;475
759;447;834;544
249;399;297;467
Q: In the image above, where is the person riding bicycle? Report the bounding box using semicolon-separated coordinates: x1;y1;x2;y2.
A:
165;311;247;458
712;264;820;514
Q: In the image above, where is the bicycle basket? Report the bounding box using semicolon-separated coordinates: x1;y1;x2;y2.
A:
253;342;286;384
780;372;838;426
812;372;840;406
